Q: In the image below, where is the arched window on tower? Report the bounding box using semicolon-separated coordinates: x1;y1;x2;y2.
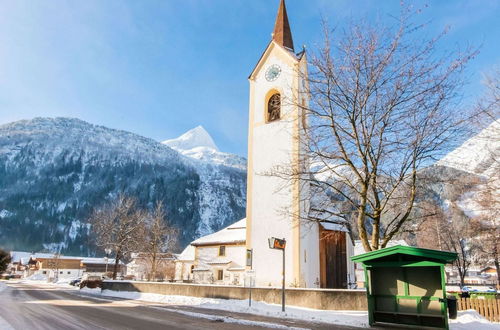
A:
267;93;281;122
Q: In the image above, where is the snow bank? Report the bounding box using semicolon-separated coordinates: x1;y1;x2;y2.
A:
450;310;500;329
25;274;47;281
82;289;369;328
79;288;500;329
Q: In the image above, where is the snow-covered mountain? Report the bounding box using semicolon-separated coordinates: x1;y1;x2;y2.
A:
163;126;219;152
162;126;246;171
162;126;247;236
420;119;499;221
436;119;500;177
0;118;246;255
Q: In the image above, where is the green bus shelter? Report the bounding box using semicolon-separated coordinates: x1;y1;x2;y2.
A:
351;245;457;329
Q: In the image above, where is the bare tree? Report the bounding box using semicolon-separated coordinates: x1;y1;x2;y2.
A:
143;201;178;281
439;204;479;287
471;218;500;288
90;195;147;279
277;6;478;252
470;69;500;287
0;249;11;274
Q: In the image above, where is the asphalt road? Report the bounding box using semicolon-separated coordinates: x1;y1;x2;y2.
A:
0;281;363;330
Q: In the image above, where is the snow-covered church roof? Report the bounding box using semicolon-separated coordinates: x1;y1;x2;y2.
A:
191;218;246;246
177;245;195;261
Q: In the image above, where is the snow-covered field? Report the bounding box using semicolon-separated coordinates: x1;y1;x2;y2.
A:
79;287;500;329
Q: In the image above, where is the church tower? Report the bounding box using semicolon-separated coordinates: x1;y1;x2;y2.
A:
246;0;320;287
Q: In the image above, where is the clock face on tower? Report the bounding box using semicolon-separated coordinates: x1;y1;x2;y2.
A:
265;64;281;82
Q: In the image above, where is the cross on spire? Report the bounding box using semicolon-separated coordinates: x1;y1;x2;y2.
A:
272;0;294;52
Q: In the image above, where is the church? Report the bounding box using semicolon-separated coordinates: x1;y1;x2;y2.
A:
175;0;354;289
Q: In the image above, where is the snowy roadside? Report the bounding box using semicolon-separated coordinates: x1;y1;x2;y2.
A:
79;288;500;329
449;310;500;329
80;287;369;328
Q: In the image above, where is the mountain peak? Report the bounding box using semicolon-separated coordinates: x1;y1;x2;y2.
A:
162;126;219;152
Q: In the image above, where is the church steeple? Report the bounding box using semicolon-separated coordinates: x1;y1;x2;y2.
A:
272;0;294;52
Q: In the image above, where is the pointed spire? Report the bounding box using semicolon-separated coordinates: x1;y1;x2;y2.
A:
272;0;294;52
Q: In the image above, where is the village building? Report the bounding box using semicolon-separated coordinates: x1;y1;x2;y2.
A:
126;252;176;281
7;251;124;280
174;245;195;282
445;265;498;286
175;219;246;285
25;253;83;280
81;257;124;277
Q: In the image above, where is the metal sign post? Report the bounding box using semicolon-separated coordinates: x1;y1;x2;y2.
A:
245;249;254;307
244;270;255;307
268;237;286;312
282;245;285;312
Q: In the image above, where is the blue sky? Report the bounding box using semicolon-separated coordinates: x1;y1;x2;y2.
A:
0;0;498;156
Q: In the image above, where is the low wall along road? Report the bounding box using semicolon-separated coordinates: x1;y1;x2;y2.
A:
102;281;367;311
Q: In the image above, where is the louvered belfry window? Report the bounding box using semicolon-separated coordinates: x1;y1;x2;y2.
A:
267;93;281;122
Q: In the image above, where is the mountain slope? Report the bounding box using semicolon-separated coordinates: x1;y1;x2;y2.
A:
436;119;500;177
0;118;246;255
162;126;247;236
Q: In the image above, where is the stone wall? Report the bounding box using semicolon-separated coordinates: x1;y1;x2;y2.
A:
102;281;367;311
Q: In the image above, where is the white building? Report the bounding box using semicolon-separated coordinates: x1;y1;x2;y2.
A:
245;0;353;288
126;253;175;281
7;251;122;280
175;219;247;285
174;245;195;282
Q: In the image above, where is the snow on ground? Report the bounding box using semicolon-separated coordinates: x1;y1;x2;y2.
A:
450;310;500;329
81;288;369;328
79;288;500;329
24;274;47;281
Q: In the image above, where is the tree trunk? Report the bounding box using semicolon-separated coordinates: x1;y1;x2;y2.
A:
494;245;500;289
357;185;371;252
151;251;157;282
112;250;121;280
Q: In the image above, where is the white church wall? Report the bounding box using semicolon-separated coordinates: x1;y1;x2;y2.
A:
194;244;246;285
174;261;194;282
249;46;306;287
346;237;356;288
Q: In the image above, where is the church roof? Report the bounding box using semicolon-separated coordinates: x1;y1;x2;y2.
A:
177;245;195;261
191;218;246;246
273;0;294;51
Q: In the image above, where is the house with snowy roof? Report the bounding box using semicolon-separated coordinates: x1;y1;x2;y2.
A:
175;219;247;285
7;251;123;280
